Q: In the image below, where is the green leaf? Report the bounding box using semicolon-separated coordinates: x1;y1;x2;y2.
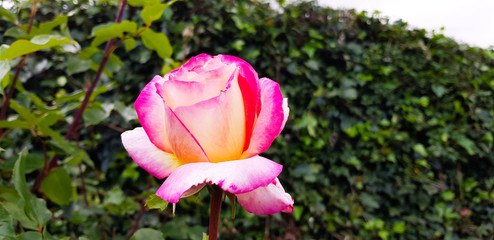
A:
0;60;9;77
36;113;62;128
0;204;15;238
0;35;75;60
0;60;10;95
13;149;52;229
0;6;16;24
31;15;69;36
392;221;406;234
114;101;137;122
441;190;455;201
140;28;172;59
244;49;260;60
9;100;36;125
292;206;303;221
463;178;478;192
457;136;475;155
103;187;125;206
413;143;428;157
40;168;73;205
79;46;100;59
82;103;113;126
50;140;94;168
123;38;136;52
142;3;169;25
105;53;123;72
130;228;164;240
91;84;113;101
360;193;379;209
17;231;42;240
342;88;357;100
24;154;45;173
145;194;169;211
202;233;209;240
4;27;27;38
0;188;38;230
91;20;137;47
128;0;160;6
378;230;389;240
66;55;92;75
231;39;245;51
122;164;139;181
1;68;9;95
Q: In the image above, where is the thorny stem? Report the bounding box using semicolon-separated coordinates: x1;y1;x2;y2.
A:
209;185;223;240
0;0;38;137
31;0;128;193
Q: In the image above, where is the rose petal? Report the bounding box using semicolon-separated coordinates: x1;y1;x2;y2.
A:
236;178;294;215
156;156;282;203
163;103;209;164
281;98;289;131
134;75;172;153
173;68;246;162
242;77;287;158
121;127;180;179
163;54;213;81
220;55;262;152
159;64;236;110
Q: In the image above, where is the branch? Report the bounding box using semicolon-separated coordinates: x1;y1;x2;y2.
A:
126;177;152;240
31;0;128;193
0;0;39;137
65;0;127;141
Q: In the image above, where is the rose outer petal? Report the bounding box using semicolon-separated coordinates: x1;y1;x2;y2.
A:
236;178;294;215
281;98;289;131
156;156;283;203
242;77;288;158
135;75;172;153
121;127;180;179
220;55;262;152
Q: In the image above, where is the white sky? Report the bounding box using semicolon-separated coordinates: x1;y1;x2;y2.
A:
317;0;494;49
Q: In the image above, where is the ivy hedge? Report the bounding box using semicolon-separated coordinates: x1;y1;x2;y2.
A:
0;0;493;239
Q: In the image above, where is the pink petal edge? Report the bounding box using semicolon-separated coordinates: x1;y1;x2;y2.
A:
236;178;294;215
242;77;287;158
156;156;282;203
121;127;180;179
219;55;262;152
134;75;172;153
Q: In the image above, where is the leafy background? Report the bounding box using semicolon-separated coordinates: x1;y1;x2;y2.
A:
1;0;493;239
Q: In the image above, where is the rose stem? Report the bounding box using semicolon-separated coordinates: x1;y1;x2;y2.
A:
209;185;223;240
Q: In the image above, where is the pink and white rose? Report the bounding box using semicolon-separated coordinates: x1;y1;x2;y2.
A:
121;54;293;214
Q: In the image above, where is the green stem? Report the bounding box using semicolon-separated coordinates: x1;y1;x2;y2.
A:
209;185;223;240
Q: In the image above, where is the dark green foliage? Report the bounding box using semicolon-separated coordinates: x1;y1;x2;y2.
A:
0;0;493;239
169;0;494;239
